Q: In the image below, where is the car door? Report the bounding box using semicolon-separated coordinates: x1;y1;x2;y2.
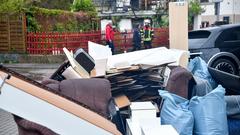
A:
215;27;240;59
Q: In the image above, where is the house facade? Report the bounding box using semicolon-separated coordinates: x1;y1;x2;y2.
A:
92;0;165;32
92;0;162;13
199;0;240;28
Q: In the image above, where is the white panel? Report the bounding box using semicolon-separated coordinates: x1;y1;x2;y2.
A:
0;83;112;135
107;47;188;69
107;47;173;69
130;102;156;123
126;119;179;135
126;119;142;135
119;19;132;32
88;41;112;59
101;20;112;33
141;125;179;135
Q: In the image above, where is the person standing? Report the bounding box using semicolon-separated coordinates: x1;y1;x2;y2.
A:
132;24;141;51
141;22;154;49
105;22;115;54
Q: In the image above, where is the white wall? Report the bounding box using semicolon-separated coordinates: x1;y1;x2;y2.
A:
116;0;131;7
201;0;240;16
201;4;215;16
100;19;112;33
100;19;132;33
220;0;234;15
194;15;202;30
232;0;240;14
119;19;132;32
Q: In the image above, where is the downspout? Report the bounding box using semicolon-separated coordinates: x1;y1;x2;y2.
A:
233;0;235;23
215;2;220;21
145;0;147;10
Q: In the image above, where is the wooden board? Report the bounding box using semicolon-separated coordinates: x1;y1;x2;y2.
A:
0;68;121;135
169;2;188;68
0;13;26;53
114;95;131;109
169;2;188;51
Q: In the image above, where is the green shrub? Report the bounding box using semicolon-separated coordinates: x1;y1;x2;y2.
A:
0;0;98;32
71;0;96;12
0;0;24;13
189;0;205;25
52;23;65;32
26;13;41;32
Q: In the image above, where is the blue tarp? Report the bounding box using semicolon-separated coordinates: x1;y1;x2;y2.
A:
159;90;194;135
228;118;240;135
188;57;217;89
191;76;212;97
189;85;228;135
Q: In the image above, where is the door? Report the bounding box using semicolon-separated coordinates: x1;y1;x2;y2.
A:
216;26;240;59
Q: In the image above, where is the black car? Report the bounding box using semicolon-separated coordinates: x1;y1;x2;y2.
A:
189;24;240;75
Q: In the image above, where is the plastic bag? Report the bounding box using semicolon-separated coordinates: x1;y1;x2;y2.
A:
189;85;228;135
191;76;212;97
228;118;240;135
159;90;194;135
188;57;217;89
225;95;240;119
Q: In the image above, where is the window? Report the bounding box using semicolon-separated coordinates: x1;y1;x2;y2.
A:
200;0;209;3
214;2;220;15
216;27;240;47
222;27;240;41
189;30;211;39
223;16;230;24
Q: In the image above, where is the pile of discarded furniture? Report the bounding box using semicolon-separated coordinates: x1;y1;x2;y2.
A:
0;41;239;135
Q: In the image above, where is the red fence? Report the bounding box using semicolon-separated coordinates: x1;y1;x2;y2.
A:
26;28;169;54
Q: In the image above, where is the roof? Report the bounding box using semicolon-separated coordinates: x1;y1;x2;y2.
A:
201;24;240;31
190;24;240;33
218;23;240;30
98;10;156;17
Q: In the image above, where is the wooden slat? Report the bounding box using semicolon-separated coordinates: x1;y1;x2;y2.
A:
0;48;8;51
0;45;8;47
0;35;8;37
10;42;24;45
0;40;8;42
0;13;26;53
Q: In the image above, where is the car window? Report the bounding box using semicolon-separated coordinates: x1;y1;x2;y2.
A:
188;31;211;39
222;27;240;41
216;26;240;48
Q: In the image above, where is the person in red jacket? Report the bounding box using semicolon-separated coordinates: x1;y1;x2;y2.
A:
105;22;115;54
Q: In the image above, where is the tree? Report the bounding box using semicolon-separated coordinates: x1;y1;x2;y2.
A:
154;0;176;27
154;0;204;27
24;0;74;10
0;0;25;13
189;0;205;26
71;0;96;12
189;0;204;16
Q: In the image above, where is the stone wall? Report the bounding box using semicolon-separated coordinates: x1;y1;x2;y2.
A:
0;54;66;63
